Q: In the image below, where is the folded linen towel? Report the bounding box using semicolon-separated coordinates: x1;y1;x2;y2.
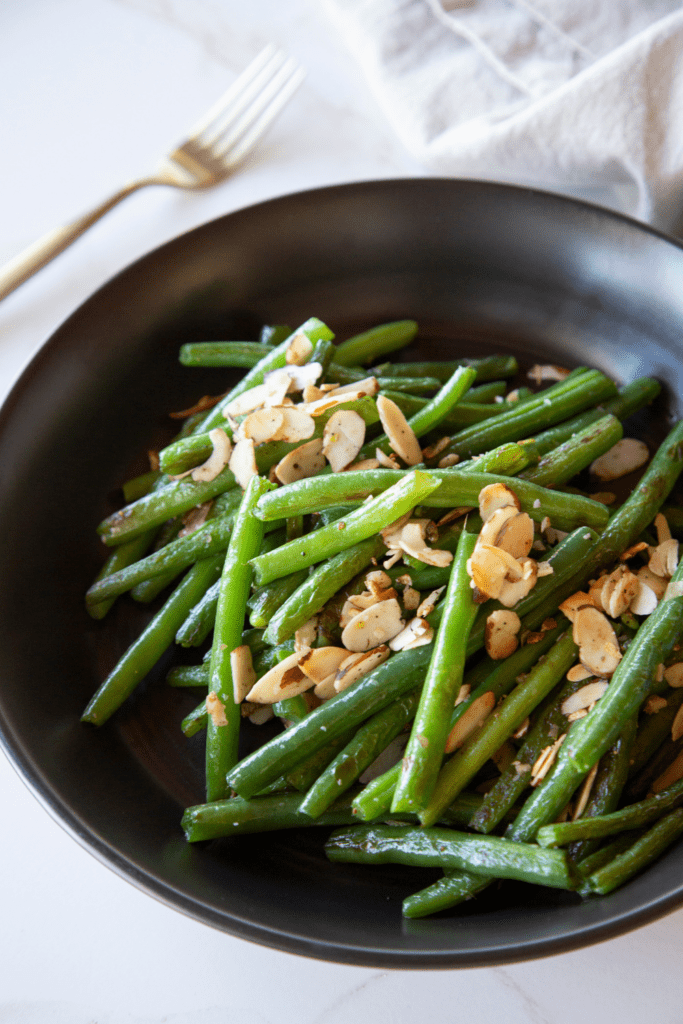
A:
323;0;683;228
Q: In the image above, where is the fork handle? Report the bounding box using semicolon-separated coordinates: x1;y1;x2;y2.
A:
0;177;163;301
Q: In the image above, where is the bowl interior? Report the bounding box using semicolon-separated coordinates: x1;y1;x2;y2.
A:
2;180;683;967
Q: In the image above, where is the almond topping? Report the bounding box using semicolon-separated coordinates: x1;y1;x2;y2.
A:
649;538;679;578
498;558;538;608
630;580;659;616
388;617;433;651
376;447;401;469
376;395;422;466
403;586;421;611
478;505;519;548
246;648;313;703
652;749;683;793
590;438;649;481
558;591;596;623
566;664;593;683
437;453;460;468
230;646;256;704
445;691;496;753
527;364;571;384
285;331;314;365
322;409;366;472
665;663;683;688
397;521;454;568
495;512;535;560
299;646;348;685
672;704;683;743
572;606;622;677
206;691;228;727
572;762;599;820
531;735;566;785
561;681;608;716
334;645;391;692
191;428;233;483
228;436;259;490
654;513;672;545
329;376;379;397
239;408;285;445
478;482;521;523
340;599;405;652
270;406;316;443
644;696;668;715
274;438;326;485
485;609;521;659
416;586;445;618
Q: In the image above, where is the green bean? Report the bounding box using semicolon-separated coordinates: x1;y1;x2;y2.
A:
377;355;518;383
205;475;272;801
300;688;421;818
284;730;356;792
420;631;578;827
122;470;159;503
463;381;508;403
86;531;156;620
325;823;576;890
519;414;623;488
273;694;310;724
82;554;224;725
179;341;277;368
391;531;478;814
332;320;418;367
537;775;683;848
262;536;384;645
628;689;683;780
167;665;209;687
181;699;209;737
507;554;683;843
247;570;310;630
402;872;492;918
251;470;442;586
436;369;617;460
575;832;643;879
584;808;683;895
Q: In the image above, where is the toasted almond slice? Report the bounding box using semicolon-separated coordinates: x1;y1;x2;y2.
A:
512;717;530;740
282;362;323;393
444;691;496;753
566;663;594;683
302;384;326;403
402;586;421;611
478;482;520;523
655;512;672;545
498;559;538;608
191;428;233;483
649;538;679;578
437;453;460;468
573;606;622;677
376;447;401;468
340;598;405;652
230;645;256;704
672;704;683;743
229;436;259;490
589;491;617;505
636;565;668;599
376;395;422;466
665;663;683;688
422;436;451;460
206;691;228;727
294;616;319;652
366;569;392;590
330;376;379;396
567;709;588;721
178;501;214;538
270;407;316;444
417;586;445;618
652;749;683;793
561;680;608;716
478;505;519;547
454;683;471;707
298;390;371;416
389;617;433;651
572;762;599;820
495;512;535;559
605;568;639;618
285;331;314;365
531;735;566;785
344;458;381;472
485;609;521;660
590;438;649;481
313;673;339;700
527;364;571;384
381;512;413;547
398;522;454;568
223;382;271;417
274;438;326;485
239;408;285;445
437;507;472;528
248;705;275;725
558;591;596;623
347;593;380;612
644;695;668;715
246;649;313;703
322;409;366;472
630;580;658;616
467;545;512;600
620;540;650;561
334;645;391;691
537;561;554;578
299;646;348;684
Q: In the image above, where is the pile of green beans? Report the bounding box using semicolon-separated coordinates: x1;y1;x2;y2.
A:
82;315;683;920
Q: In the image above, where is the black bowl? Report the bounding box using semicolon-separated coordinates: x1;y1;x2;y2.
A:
2;179;683;968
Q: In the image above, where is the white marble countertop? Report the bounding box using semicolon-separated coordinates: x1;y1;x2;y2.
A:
2;3;683;1021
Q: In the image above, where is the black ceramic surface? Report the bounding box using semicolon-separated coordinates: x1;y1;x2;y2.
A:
2;179;683;968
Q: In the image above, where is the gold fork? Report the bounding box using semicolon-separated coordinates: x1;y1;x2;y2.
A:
0;46;305;301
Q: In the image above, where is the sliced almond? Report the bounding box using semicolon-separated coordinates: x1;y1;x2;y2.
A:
283;362;323;393
330;376;379;397
230;645;256;704
248;705;275;725
636;565;668;599
274;437;326;485
294;616;319;651
285;332;314;366
485;609;521;660
571;762;599;820
605;568;640;618
437;453;460;468
299;390;371;417
573;606;622;677
444;691;496;753
223;382;273;417
566;663;594;683
229;436;259;490
344;458;381;472
672;704;683;743
340;598;405;652
205;691;229;727
620;540;649;561
630;580;659;616
299;646;348;685
239;408;285;445
478;482;520;523
478;505;519;548
644;695;668;715
376;395;422;466
531;735;566;785
334;645;391;691
322;409;366;472
665;663;683;688
398;521;454;568
561;680;609;716
649;538;679;578
652;749;683;793
512;717;530;740
654;513;672;545
376;447;401;469
403;586;421;611
313;674;339;700
498;558;538;608
558;591;596;623
527;364;571;384
178;501;214;538
454;683;471;707
468;545;516;600
270;407;315;444
416;586;445;618
495;512;535;560
590;438;649;481
422;436;450;460
191;428;233;483
246;648;313;703
388;617;433;651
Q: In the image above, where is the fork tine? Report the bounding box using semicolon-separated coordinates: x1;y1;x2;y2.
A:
185;44;282;141
212;59;306;167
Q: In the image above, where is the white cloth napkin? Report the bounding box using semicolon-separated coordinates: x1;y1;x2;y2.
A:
323;0;683;229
